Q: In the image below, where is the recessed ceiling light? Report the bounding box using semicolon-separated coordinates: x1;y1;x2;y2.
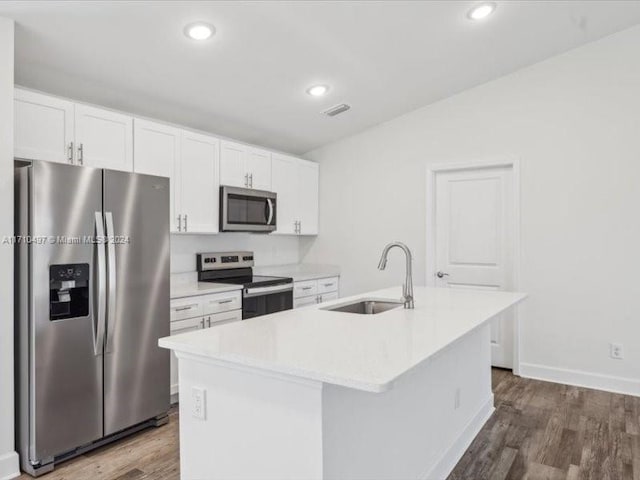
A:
306;85;330;97
184;22;215;40
467;2;496;21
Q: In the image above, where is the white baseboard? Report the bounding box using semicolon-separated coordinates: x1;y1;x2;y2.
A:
0;451;19;480
423;394;495;480
520;363;640;397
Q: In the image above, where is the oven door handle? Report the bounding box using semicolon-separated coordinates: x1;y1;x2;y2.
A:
244;284;293;298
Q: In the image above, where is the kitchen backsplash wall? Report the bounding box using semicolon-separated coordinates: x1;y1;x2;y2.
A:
171;234;301;273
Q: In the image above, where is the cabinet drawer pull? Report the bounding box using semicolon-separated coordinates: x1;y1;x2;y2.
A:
174;306;194;312
217;299;234;304
323;283;334;287
301;286;313;291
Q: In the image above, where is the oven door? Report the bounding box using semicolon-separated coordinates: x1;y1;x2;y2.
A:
220;186;277;232
243;284;293;320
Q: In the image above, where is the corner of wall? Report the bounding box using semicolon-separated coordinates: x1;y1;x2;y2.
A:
0;15;19;480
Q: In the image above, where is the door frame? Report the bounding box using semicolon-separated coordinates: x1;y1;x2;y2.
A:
426;157;522;374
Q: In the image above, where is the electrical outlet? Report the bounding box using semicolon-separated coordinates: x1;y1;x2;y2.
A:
192;387;206;420
454;388;461;410
610;343;624;360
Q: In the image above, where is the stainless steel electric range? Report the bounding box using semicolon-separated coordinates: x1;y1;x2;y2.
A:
196;251;293;319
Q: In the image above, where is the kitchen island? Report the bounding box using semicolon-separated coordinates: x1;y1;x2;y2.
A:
159;286;526;480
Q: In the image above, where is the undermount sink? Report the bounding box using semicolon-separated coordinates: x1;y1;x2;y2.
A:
323;299;403;315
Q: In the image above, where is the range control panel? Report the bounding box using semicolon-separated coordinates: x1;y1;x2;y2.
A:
197;251;255;271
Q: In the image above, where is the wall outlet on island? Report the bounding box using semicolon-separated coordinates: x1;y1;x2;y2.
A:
192;386;207;420
610;343;624;360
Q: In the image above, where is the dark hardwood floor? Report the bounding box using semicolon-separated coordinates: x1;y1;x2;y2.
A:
449;368;640;480
17;369;640;479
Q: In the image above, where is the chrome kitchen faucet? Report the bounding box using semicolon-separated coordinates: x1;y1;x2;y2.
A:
377;242;415;309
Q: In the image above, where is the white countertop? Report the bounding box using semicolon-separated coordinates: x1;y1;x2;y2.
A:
160;286;526;392
253;263;341;282
170;282;242;299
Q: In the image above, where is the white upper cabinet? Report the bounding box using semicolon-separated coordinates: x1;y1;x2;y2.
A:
297;160;319;235
219;140;247;188
246;147;272;190
271;154;319;236
271;154;299;235
14;88;74;164
220;140;272;190
14;88;134;170
74;104;133;171
133;119;181;232
179;131;219;234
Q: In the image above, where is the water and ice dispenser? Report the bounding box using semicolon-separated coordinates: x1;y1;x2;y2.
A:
49;263;90;320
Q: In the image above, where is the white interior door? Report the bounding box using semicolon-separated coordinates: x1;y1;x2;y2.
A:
75;104;133;171
434;166;515;368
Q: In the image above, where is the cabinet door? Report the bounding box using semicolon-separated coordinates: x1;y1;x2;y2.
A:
133;119;181;232
169;316;206;399
298;160;319;235
180;131;219;233
318;291;339;304
75;104;133;171
294;295;319;309
271;154;299;235
246;147;272;190
220;140;248;188
14;89;74;164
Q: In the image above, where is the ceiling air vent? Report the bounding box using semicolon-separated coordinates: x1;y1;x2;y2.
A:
323;104;351;117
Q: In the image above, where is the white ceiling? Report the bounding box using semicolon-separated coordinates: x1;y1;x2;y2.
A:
2;1;640;154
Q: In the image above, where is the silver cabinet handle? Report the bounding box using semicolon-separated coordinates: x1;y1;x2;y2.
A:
207;317;212;328
68;142;75;164
94;212;107;356
323;283;334;287
184;214;188;232
298;221;301;234
200;318;205;329
301;286;313;291
77;143;84;165
244;173;249;187
436;271;450;278
178;214;182;232
218;299;233;304
174;306;194;312
104;212;117;353
249;173;253;188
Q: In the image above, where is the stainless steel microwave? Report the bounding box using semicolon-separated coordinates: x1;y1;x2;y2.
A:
220;186;277;232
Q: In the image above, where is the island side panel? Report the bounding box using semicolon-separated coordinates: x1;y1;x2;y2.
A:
176;354;324;480
321;324;493;480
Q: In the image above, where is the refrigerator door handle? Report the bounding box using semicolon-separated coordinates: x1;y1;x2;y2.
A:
105;211;117;353
94;212;107;356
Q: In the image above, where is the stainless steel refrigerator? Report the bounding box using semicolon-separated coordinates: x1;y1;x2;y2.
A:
15;160;170;477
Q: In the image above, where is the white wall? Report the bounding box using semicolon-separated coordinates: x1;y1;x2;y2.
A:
302;25;640;395
0;16;18;480
171;234;300;273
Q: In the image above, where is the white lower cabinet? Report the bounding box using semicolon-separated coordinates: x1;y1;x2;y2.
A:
293;276;340;308
169;290;242;401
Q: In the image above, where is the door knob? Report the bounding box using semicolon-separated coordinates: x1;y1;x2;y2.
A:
436;271;450;278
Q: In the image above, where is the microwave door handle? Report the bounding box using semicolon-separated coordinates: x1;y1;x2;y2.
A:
104;212;117;353
94;212;107;356
266;198;274;225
